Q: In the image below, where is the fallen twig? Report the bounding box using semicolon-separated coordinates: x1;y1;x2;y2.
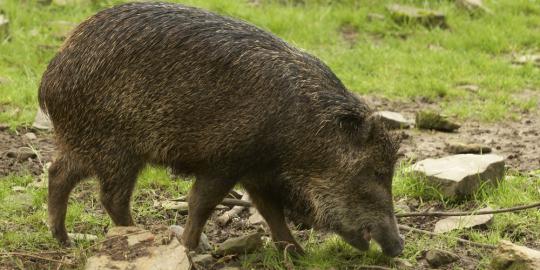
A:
206;200;540;220
219;198;252;208
398;224;496;249
216;193;250;226
396;202;540;218
0;252;74;266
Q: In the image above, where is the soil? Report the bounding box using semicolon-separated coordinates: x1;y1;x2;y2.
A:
0;126;55;177
363;95;540;172
0;95;538;269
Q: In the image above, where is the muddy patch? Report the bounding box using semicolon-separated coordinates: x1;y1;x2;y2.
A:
0;127;55;177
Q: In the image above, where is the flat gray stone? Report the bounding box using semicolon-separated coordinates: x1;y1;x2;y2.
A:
216;232;262;256
85;227;189;270
387;4;447;28
375;111;414;129
434;207;493;233
411;154;505;197
33;108;52;130
491;241;540;270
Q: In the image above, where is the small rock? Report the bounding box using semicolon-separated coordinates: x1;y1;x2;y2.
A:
33;109;52;130
446;142;492;154
456;0;492;14
169;225;211;252
367;13;385;21
512;54;540;67
0;14;9;40
434;207;493;233
11;186;26;192
191;254;214;268
425;249;459;267
411;154;505;197
0;123;8;131
248;208;266;226
416;111;460;132
491;241;540;270
394;200;411;213
24;132;37;140
387;4;447;28
375;111;414;129
216;232;263;256
68;233;98;241
162;201;189;213
6;148;37;162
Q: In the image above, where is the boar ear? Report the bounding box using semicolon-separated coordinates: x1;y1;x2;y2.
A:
336;112;373;140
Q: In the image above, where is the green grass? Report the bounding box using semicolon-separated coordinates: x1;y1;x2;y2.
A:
1;0;540;269
0;0;539;126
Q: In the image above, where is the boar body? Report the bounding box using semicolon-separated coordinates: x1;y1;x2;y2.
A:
39;2;403;257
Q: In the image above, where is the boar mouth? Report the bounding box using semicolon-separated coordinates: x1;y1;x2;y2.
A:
339;224;404;257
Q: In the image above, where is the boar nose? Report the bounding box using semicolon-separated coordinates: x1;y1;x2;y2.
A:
383;234;404;257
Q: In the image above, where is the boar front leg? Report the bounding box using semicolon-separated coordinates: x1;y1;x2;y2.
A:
182;175;237;250
243;184;304;256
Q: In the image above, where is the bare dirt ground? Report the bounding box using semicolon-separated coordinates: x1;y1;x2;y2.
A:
364;95;540;172
0;126;54;177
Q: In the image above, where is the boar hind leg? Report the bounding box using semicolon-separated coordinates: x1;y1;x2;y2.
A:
96;157;143;226
244;185;304;255
48;152;92;246
183;176;236;250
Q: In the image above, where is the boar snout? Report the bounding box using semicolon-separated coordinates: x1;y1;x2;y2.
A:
371;217;404;257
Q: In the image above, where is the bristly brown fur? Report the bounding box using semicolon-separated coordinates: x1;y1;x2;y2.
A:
39;2;403;256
